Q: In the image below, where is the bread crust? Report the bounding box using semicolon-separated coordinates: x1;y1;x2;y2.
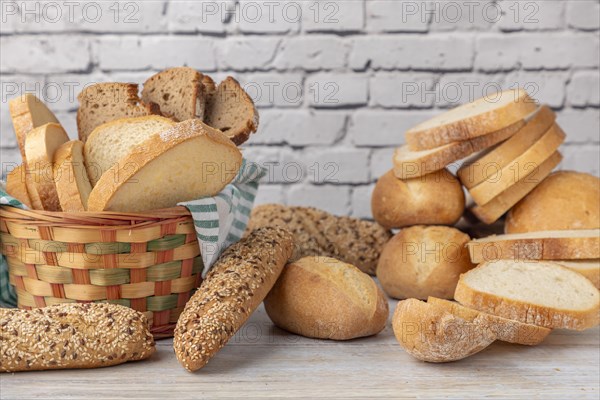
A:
264;256;388;340
392;298;496;363
53;140;92;212
0;303;155;372
406;89;538;151
173;226;294;371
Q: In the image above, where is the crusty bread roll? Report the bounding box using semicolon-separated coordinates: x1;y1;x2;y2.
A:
174;226;294;372
264;256;388;340
505;171;600;234
392;298;496;363
247;204;391;275
377;226;474;300
371;169;465;229
0;303;155;372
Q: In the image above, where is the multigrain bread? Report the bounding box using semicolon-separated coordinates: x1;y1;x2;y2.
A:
392;298;496;363
505;171;600;233
204;77;258;145
24;123;70;211
142;67;208;122
393;120;524;179
77;83;160;142
371;169;465;229
469;123;566;206
6;165;32;208
246;204;391;275
83;115;176;186
405;89;538;151
427;297;551;345
467;229;600;263
264;256;388;340
173;226;294;372
0;303;155;372
377;226;474;300
471;151;562;224
454;260;600;330
8;94;59;160
86;119;242;212
553;260;600;289
458;105;556;188
53;140;93;212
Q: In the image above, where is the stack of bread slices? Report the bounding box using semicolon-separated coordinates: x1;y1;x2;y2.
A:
5;67;258;213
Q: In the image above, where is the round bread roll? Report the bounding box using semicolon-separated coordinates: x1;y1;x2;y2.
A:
371;169;465;229
264;256;389;340
506;171;600;234
376;225;475;300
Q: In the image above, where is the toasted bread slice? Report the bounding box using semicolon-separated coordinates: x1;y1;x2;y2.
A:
406;89;538;151
83;116;176;186
6;165;32;208
454;260;600;330
553;260;600;289
77;83;160;142
87;119;242;212
467;229;600;263
427;297;551;345
9;94;60;161
204;77;258;146
53;140;93;212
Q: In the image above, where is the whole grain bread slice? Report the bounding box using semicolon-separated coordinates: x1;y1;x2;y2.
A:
406;89;538;151
77;83;160;143
204;77;258;146
83;115;176;186
427;297;551;345
53;140;93;212
454;260;600;330
142;67;208;122
467;229;600;264
393;120;524;179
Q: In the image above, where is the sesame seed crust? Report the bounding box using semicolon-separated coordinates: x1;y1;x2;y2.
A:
0;303;155;372
173;226;294;372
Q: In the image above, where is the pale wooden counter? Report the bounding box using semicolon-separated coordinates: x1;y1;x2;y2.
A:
1;300;599;400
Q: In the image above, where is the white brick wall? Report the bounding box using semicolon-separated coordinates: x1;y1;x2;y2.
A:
1;0;599;217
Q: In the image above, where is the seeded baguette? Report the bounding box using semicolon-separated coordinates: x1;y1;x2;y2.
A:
174;226;294;372
0;303;155;372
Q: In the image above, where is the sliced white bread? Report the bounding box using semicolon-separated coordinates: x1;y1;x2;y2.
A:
6;165;32;208
87;119;242;212
24;123;70;211
393;120;524;179
392;298;496;363
467;229;600;264
9;94;60;161
454;260;600;330
204;77;258;146
83;116;176;186
458;105;556;189
53;140;93;212
77;83;160;143
553;260;600;289
405;89;538;151
469;123;565;206
471;151;562;224
427;297;551;345
141;67;208;122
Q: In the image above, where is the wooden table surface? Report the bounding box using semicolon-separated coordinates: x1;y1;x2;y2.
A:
1;300;599;400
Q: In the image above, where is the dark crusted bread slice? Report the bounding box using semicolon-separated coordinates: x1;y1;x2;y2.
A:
77;83;159;142
204;77;258;146
142;67;208;122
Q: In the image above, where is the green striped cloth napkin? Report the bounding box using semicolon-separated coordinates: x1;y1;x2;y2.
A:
0;159;265;308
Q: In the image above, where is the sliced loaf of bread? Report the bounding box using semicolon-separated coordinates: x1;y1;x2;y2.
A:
204;77;258;146
87;119;242;212
53;140;93;212
553;260;600;289
83;116;176;186
6;165;32;208
77;83;160;142
454;260;600;330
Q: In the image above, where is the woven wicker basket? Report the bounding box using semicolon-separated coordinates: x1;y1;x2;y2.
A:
0;205;202;338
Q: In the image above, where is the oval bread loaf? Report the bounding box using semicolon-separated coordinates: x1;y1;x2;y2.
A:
264;256;388;340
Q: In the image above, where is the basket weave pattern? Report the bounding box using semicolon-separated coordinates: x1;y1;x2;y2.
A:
0;206;203;338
